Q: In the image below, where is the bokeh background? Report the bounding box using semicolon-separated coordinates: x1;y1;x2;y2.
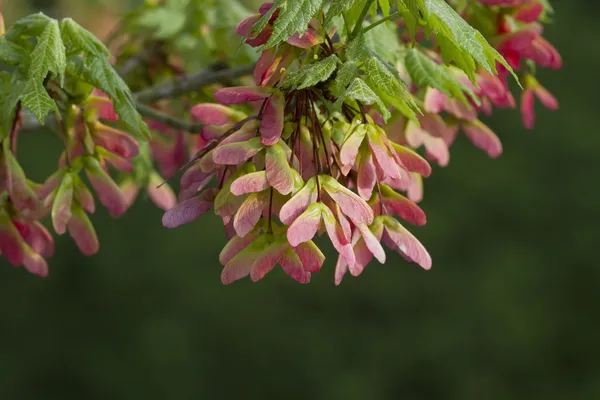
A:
1;1;599;399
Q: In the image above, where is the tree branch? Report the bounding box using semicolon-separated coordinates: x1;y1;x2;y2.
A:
135;103;204;134
134;63;255;104
22;104;205;134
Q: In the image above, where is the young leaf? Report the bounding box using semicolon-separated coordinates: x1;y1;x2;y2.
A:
136;7;187;39
346;33;371;61
325;0;361;24
400;0;516;81
4;13;52;43
345;33;419;119
283;55;337;90
0;38;28;65
69;57;149;138
16;18;66;121
364;57;399;97
255;0;324;49
331;61;357;96
59;18;110;57
0;73;25;134
27;19;66;86
405;48;477;105
364;21;401;62
334;77;390;120
20;80;59;122
378;0;391;17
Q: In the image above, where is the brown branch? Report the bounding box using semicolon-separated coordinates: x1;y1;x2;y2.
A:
134;63;255;104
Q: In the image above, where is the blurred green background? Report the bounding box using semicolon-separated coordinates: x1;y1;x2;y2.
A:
1;1;599;399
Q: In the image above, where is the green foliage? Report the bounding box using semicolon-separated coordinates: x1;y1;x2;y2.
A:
72;57;149;138
344;33;418;121
4;13;52;41
378;0;391;16
334;77;390;120
0;37;28;65
331;61;357;96
364;22;401;62
405;48;477;106
121;0;255;74
399;0;515;81
20;19;65;120
59;18;110;58
0;13;148;137
283;55;338;90
136;0;189;39
0;73;25;135
325;0;362;24
20;78;60;122
254;0;324;49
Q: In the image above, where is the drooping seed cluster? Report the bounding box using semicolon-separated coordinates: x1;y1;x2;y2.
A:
0;1;561;281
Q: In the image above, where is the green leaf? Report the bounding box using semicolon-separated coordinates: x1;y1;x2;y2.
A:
16;18;66;122
346;33;371;61
283;55;338;90
27;19;66;86
136;8;187;39
378;0;391;17
400;0;516;82
5;13;52;43
59;18;110;57
69;57;149;138
369;60;418;119
364;22;400;62
334;77;390;120
213;0;252;28
0;38;29;65
346;33;419;120
364;59;418;121
254;0;324;49
377;89;417;122
325;0;361;24
331;61;357;96
405;48;477;105
364;58;398;97
20;80;59;122
0;73;26;135
133;0;191;39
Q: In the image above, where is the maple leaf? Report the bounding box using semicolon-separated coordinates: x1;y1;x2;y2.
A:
400;0;517;82
283;55;338;90
254;0;324;49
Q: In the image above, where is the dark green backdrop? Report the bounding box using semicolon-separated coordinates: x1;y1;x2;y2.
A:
1;2;599;399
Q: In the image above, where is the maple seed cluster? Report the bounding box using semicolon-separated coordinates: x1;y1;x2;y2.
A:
163;2;432;285
162;0;561;285
0;13;174;277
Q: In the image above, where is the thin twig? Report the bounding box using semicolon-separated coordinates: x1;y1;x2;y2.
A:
135;103;204;134
134;63;255;104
